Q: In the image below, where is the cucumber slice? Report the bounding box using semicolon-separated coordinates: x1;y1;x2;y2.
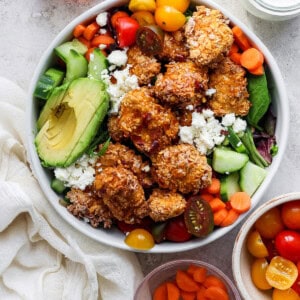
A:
34;68;65;100
220;172;241;202
227;126;247;153
212;147;249;174
239;161;267;196
51;178;66;194
54;38;87;60
88;48;108;80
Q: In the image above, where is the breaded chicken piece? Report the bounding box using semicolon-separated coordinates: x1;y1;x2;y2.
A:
185;6;233;67
208;57;250;116
158;30;189;62
154;61;208;109
67;188;113;228
152;144;212;194
148;189;186;222
94;166;149;224
107;115;125;143
127;45;161;86
118;88;179;156
95;142;153;188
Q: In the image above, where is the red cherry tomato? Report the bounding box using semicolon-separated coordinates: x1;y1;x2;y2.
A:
291;262;300;295
275;230;300;262
115;16;140;47
165;215;192;242
281;200;300;230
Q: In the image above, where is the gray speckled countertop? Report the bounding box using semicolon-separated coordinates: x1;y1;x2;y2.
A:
1;0;299;287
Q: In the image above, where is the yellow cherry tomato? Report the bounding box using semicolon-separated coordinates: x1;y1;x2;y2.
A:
272;288;300;300
154;6;186;32
128;0;156;12
156;0;190;13
251;258;273;290
124;228;155;250
131;11;155;26
247;230;269;258
266;256;298;290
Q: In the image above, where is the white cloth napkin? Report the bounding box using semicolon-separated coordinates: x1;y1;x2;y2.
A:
0;77;144;300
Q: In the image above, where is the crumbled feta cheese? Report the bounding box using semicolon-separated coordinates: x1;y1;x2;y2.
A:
186;104;194;111
221;113;236;127
142;165;151;172
179;126;194;144
54;155;96;190
233;118;247;133
96;12;108;27
205;88;216;97
99;44;107;50
191;112;206;128
107;50;128;67
99;28;107;34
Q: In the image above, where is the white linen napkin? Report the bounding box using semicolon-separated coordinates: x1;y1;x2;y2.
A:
0;77;143;300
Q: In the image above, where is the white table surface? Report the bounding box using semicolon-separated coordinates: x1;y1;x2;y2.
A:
1;0;299;286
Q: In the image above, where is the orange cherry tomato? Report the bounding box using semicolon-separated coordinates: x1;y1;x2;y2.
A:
255;207;284;239
125;228;155;250
266;256;298;290
251;258;272;290
155;6;186;32
156;0;190;13
272;288;300;300
281;200;300;230
246;230;269;258
131;11;156;26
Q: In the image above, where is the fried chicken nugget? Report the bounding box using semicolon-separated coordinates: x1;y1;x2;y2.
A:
107;115;125;143
185;6;233;67
151;144;212;194
127;45;161;86
148;189;186;222
94;166;149;224
67;188;113;228
118;88;179;156
95;142;153;188
208;57;251;116
154;61;208;109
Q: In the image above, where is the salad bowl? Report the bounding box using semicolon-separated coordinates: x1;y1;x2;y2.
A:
27;0;289;252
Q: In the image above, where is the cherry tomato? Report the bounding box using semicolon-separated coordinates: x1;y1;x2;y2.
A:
156;0;190;13
115;16;140;48
255;207;284;239
131;11;156;26
275;230;300;262
184;196;214;238
154;6;186;32
128;0;156;12
281;200;300;230
263;238;280;262
165;215;192;242
125;228;155;250
246;230;269;258
266;256;298;290
251;258;272;290
273;288;300;300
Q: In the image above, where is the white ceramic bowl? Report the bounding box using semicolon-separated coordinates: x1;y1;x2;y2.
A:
232;192;300;299
134;259;242;299
26;0;289;253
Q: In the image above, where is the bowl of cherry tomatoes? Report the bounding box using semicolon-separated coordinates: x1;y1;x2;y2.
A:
232;192;300;300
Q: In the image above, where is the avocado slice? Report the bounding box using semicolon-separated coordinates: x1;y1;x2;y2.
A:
35;77;109;167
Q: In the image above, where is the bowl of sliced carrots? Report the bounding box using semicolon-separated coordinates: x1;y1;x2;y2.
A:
134;259;241;299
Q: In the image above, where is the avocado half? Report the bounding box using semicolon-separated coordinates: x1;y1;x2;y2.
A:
35;77;109;167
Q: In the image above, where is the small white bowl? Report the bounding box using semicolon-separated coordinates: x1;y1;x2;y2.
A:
232;192;300;299
26;0;289;253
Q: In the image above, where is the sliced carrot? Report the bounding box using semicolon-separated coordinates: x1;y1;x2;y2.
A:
192;267;207;284
249;64;265;75
232;26;251;51
203;275;227;292
176;270;200;292
187;264;199;275
228;42;239;55
205;178;221;195
77;36;91;48
229;191;251;213
208;198;226;212
166;282;180;300
181;291;197;300
219;209;240;227
199;193;214;203
203;286;229;300
196;286;206;300
91;34;115;48
111;11;129;28
240;47;264;71
73;24;86;38
153;282;168;300
83;22;100;41
213;208;229;226
229;52;242;65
